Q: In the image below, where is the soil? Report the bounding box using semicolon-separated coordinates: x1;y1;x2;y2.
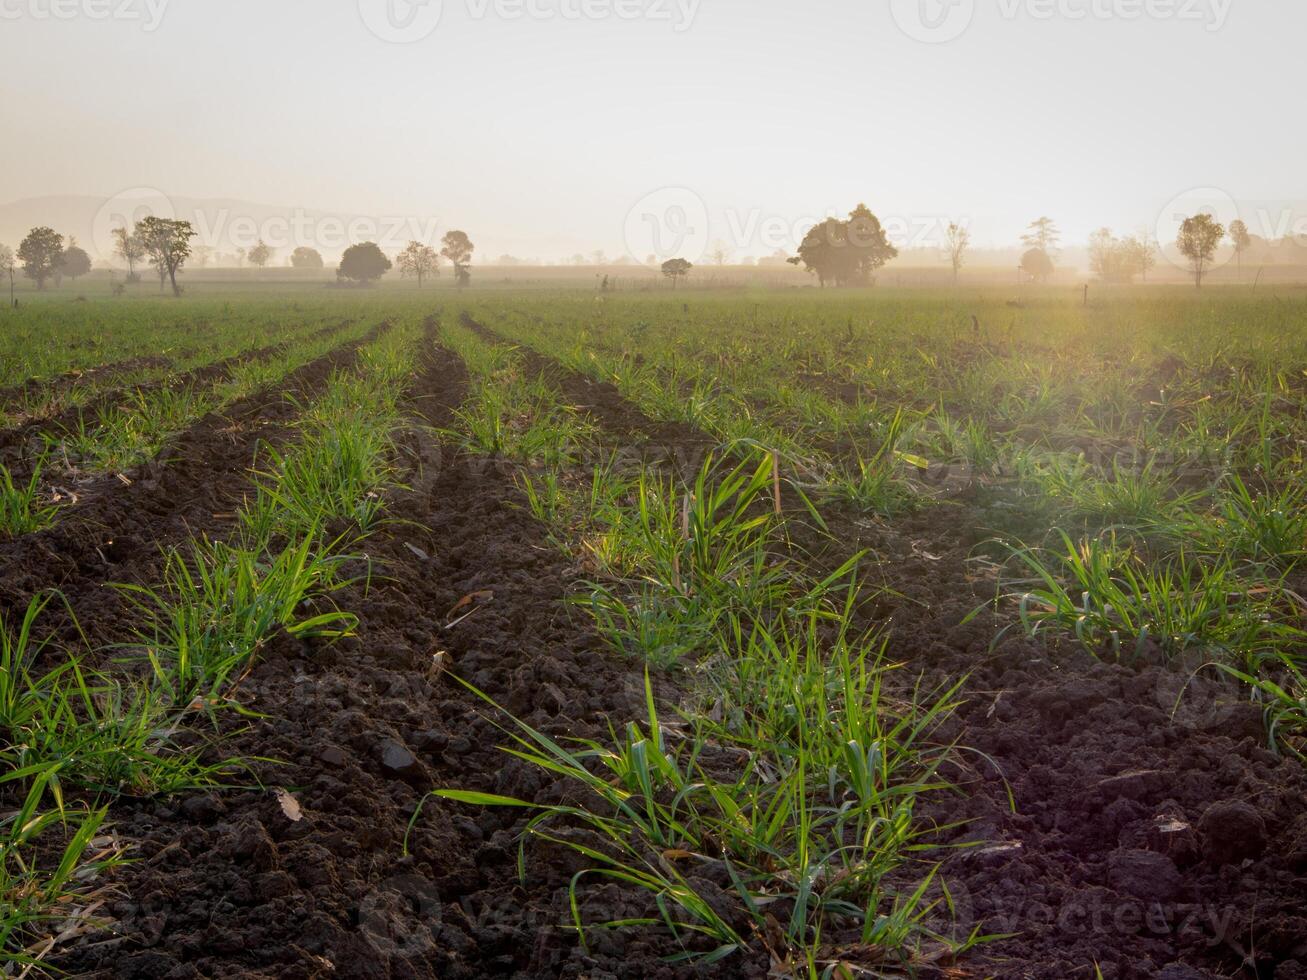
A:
0;320;353;483
13;320;1306;979
0;321;380;650
455;322;1307;979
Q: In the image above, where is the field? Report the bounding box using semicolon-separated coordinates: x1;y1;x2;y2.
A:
2;282;1306;980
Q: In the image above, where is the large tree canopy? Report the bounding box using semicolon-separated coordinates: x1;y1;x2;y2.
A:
440;230;475;287
788;204;898;287
18;226;64;290
337;242;392;285
57;240;92;282
290;246;324;269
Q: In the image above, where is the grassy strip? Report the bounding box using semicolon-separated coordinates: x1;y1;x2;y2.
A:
472;299;1307;755
422;317;982;972
54;322;371;474
0;315;345;429
1;321;423;966
121;322;421;702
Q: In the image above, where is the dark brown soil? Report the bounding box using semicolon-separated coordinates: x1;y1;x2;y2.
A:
0;322;380;650
51;335;712;980
447;325;1307;979
22;322;1307;980
0;320;353;482
0;354;173;410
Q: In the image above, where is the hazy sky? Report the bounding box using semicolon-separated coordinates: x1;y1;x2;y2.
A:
1;0;1303;261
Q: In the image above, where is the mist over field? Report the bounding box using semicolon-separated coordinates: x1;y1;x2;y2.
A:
2;5;1306;980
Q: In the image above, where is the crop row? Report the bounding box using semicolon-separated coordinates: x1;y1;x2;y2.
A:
0;319;427;971
427;315;981;971
465;295;1307;758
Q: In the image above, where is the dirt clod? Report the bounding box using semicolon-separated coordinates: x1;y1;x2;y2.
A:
1198;799;1267;865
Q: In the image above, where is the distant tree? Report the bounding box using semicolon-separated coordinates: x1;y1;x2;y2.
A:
337;242;392;285
290;246;325;269
112;226;146;281
236;247;247;267
1228;218;1251;276
57;237;92;283
396;240;440;287
247;240;273;268
661;257;692;288
944;222;970;284
441;230;474;287
1020;247;1054;283
136;216;197;297
1020;216;1061;256
591;249;607;266
708;240;733;266
191;244;213;269
1177;213;1225;288
1124;234;1157;282
17;227;63;290
0;244;15;307
1088;228;1125;282
788;204;897;287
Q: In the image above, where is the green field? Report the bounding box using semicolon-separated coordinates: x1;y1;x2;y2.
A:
2;280;1305;977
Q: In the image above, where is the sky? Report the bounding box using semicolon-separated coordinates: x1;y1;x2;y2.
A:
0;0;1303;263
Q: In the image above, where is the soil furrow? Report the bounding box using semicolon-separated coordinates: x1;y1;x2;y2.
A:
449;317;1307;978
461;312;715;477
0;322;384;649
0;320;354;477
56;330;697;979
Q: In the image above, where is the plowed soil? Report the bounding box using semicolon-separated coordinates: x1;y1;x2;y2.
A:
23;322;1307;980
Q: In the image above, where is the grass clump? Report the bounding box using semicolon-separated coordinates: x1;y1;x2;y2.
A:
120;534;360;701
0;460;61;537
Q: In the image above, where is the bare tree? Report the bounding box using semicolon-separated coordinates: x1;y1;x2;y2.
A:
396;240;440;287
1020;216;1061;256
112;226;146;281
0;244;15;307
248;240;273;268
708;239;733;266
1228;219;1251;278
944;222;970;284
1177;213;1225;288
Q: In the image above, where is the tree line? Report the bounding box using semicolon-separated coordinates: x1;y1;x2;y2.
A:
658;206;1243;289
0;221;477;298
